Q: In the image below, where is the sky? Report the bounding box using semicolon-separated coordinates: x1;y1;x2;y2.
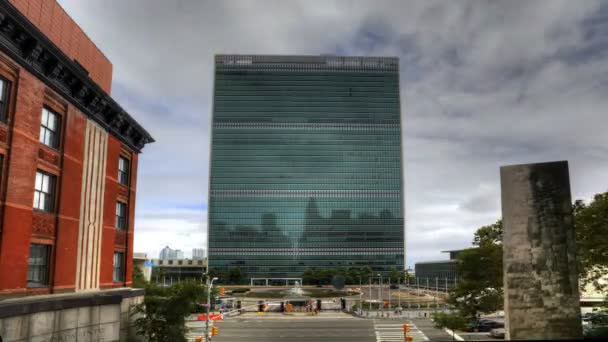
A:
58;0;608;268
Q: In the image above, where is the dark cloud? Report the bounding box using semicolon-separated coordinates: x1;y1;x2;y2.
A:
58;0;608;267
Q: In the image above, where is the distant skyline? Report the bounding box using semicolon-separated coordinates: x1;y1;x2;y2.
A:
58;0;608;267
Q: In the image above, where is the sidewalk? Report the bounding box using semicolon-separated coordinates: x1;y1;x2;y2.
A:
353;309;447;320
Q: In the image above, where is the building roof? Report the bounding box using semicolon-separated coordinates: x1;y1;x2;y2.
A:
415;260;458;265
0;1;154;152
215;54;399;72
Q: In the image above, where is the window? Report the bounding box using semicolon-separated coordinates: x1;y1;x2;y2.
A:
0;77;10;122
39;107;60;148
118;156;129;185
27;244;50;287
116;202;127;229
33;171;56;212
113;252;124;282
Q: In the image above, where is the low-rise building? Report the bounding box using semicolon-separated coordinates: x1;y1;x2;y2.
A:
151;258;207;286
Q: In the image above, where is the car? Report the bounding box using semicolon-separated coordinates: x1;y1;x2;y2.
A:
389;284;399;289
489;328;505;338
466;319;504;332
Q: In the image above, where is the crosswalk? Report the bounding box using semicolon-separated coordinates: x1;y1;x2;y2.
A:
373;321;429;342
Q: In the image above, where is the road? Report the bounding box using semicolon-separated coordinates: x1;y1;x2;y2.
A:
187;312;453;342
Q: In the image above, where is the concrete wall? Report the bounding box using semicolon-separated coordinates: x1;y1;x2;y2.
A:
500;161;582;340
0;288;143;342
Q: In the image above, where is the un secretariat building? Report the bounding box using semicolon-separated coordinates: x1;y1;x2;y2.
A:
208;55;404;280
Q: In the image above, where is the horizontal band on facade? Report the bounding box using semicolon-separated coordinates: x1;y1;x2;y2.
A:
210;189;401;198
210;248;403;253
213;122;401;130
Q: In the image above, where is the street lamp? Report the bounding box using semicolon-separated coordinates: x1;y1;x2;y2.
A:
206;276;218;341
377;273;383;311
358;275;362;315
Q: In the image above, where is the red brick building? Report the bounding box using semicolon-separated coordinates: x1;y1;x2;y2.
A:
0;0;153;297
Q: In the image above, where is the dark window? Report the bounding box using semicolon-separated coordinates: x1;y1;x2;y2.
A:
0;77;11;121
118;157;129;185
27;244;50;287
116;202;127;229
39;107;60;148
33;170;56;212
113;252;124;282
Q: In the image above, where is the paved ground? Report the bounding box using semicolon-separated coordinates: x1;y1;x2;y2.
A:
185;312;455;342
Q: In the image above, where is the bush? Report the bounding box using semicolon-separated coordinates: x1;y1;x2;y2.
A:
132;280;208;342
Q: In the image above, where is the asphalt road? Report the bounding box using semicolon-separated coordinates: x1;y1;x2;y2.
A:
211;317;375;342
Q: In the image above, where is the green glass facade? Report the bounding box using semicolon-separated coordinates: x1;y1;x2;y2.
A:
208;55;404;279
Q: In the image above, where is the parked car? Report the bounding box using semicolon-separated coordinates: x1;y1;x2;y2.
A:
389;284;399;289
466;319;504;332
489;328;505;338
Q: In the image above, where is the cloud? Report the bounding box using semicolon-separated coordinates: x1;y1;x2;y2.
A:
57;0;608;268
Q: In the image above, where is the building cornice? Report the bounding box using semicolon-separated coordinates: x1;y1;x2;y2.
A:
216;54;399;72
0;1;154;152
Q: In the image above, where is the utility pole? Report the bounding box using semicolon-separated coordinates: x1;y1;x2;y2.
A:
398;277;401;309
358;276;362;315
206;276;218;342
377;274;383;311
369;277;372;309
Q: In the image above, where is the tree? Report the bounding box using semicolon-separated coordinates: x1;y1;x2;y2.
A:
447;219;503;319
227;267;243;285
573;192;608;294
132;280;207;342
473;220;502;247
432;312;468;340
448;245;503;320
389;266;403;284
332;274;346;290
132;265;148;288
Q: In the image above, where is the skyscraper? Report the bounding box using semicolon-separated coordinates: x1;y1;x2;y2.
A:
193;248;205;260
208;55;404;279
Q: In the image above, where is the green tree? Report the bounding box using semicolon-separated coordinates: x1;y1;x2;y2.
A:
448;245;503;320
227;267;243;285
573;193;608;294
473;220;503;247
389;266;402;284
432;311;468;341
447;219;503;320
332;274;346;290
132;280;207;342
132;265;148;289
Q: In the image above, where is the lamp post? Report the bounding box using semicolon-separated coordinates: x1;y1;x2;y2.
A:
377;273;382;311
398;277;401;309
358;276;362;315
206;276;218;341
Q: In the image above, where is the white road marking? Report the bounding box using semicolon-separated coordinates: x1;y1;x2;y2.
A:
373;320;430;342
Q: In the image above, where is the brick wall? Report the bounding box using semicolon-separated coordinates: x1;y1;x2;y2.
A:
0;46;136;296
8;0;113;94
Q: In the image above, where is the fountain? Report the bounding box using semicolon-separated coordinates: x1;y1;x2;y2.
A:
288;280;305;297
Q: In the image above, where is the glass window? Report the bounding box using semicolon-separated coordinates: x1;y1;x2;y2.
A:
33;170;56;212
113;252;124;282
39;107;60;148
116;202;127;229
0;77;10;122
27;244;50;287
118;156;129;185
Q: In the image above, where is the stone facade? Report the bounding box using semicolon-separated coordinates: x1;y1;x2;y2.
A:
0;288;143;342
500;161;582;340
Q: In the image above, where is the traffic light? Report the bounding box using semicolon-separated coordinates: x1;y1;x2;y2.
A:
402;324;410;333
219;287;225;295
212;326;219;336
